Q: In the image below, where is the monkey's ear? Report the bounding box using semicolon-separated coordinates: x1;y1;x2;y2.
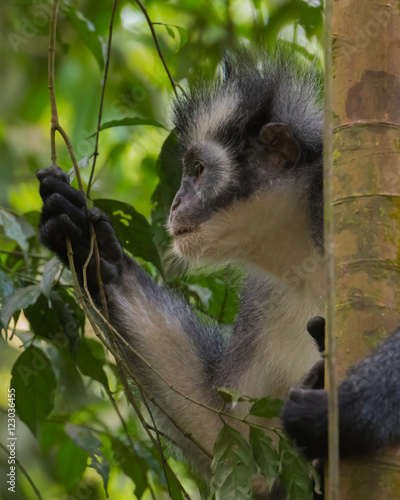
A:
258;123;301;169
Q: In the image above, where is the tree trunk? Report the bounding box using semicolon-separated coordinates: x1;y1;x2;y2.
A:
325;0;400;498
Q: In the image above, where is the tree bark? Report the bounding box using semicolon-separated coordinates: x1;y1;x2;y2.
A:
325;0;400;498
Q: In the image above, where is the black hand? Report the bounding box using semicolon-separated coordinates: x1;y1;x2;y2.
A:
281;358;327;460
281;385;328;460
37;165;123;292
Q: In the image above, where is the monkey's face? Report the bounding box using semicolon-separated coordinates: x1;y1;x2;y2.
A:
168;122;305;262
167;140;236;259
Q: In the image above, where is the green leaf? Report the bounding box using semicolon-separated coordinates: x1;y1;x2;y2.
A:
86;117;165;138
249;397;283;419
0;269;14;300
66;422;103;456
90;454;110;498
249;428;280;481
111;438;148;499
11;346;57;436
0;209;35;257
65;423;109;496
50;290;81;360
57;438;88;490
94;199;163;272
76;339;109;389
212;424;257;500
278;439;313;500
166;26;175;39
175;26;189;49
163;24;188;50
1;284;41;329
215;387;246;405
62;4;105;70
40;257;60;298
40;421;68;454
174;25;189;50
165;466;184;500
24;290;81;360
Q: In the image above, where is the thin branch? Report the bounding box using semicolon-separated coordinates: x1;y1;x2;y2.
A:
106;388;157;500
147;425;180;447
48;0;83;192
133;0;183;97
48;0;59;164
0;250;50;260
0;442;43;500
139;387;172;498
86;0;118;197
116;359;188;498
106;388;134;449
324;0;340;498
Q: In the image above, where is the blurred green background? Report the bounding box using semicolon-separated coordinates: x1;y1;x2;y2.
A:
0;1;323;499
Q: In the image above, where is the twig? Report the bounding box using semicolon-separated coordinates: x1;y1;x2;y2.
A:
0;442;43;500
147;425;180;447
133;0;183;97
106;387;157;500
48;0;83;192
0;250;50;260
139;387;172;498
106;388;134;449
324;0;340;498
86;0;118;197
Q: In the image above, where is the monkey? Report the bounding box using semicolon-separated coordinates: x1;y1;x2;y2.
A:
37;50;400;498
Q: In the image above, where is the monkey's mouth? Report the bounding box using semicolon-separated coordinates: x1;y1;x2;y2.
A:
174;226;198;237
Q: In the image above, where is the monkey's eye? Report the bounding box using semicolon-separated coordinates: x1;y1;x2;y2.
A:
194;162;205;180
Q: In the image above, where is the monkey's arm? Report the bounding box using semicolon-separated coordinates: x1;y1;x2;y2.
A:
281;328;400;459
37;166;223;474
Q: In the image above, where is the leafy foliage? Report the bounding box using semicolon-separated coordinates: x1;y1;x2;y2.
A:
212;424;257;499
0;0;323;498
10;346;57;436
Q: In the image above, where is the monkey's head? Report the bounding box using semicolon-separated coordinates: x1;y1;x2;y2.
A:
168;51;323;264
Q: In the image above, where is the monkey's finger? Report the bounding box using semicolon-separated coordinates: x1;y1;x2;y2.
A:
281;391;328;460
71;246;119;289
298;359;325;389
39;214;85;264
81;256;120;290
288;387;326;405
39;174;85;207
37;165;70;184
89;208;123;263
94;222;123;263
41;193;87;230
40;214;83;244
89;207;110;224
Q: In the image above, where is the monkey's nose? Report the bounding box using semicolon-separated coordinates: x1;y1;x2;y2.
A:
171;196;182;212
